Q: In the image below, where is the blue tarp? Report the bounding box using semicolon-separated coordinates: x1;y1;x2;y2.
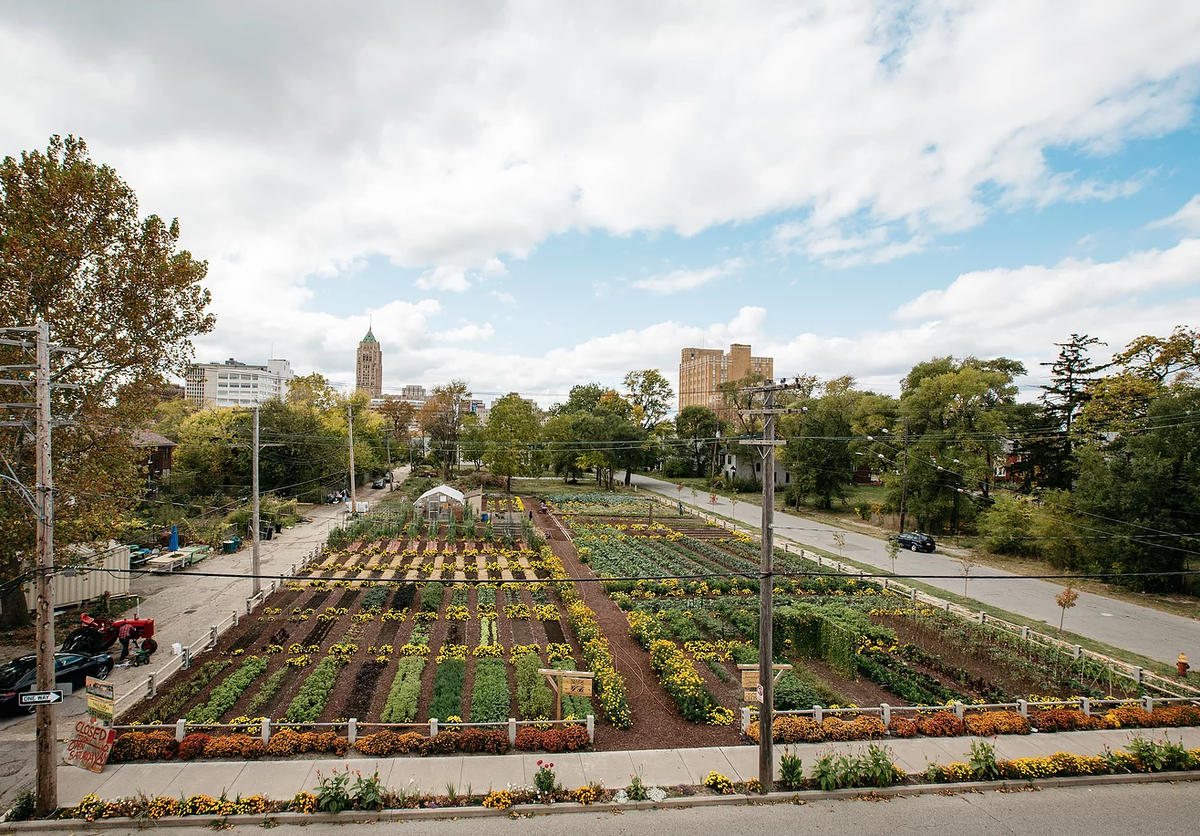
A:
169;525;179;551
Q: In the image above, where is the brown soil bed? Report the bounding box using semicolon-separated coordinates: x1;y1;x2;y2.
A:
537;502;740;751
797;658;897;707
875;614;1138;699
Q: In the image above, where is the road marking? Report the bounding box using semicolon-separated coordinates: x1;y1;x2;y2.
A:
1101;613;1113;617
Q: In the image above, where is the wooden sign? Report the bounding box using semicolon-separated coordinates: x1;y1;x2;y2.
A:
744;690;759;703
539;669;595;720
66;719;116;773
85;676;114;724
740;669;760;689
563;676;593;697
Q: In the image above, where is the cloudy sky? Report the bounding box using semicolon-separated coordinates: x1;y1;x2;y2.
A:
4;1;1200;408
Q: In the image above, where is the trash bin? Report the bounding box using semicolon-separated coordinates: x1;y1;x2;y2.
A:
222;540;237;554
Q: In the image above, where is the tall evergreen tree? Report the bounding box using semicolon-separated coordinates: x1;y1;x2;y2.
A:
1038;334;1108;489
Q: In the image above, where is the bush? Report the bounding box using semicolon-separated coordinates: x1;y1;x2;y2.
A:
110;731;177;762
1028;708;1111;733
515;726;543;751
355;730;403;756
774;671;824;712
964;711;1031;737
888;717;918;738
203;734;265;759
420;731;460;756
265;729;348;757
915;711;965;737
176;733;210;760
514;725;590;752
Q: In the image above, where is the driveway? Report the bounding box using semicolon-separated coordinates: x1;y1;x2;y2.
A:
630;472;1199;667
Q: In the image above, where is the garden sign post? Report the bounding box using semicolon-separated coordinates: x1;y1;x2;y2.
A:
539;669;594;720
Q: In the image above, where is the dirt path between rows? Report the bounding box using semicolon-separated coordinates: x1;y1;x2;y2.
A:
530;500;740;751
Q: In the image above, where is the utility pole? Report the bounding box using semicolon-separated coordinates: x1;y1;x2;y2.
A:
251;406;261;596
739;379;800;793
347;403;357;514
898;418;910;533
1;323;76;816
384;428;393;491
34;321;56;816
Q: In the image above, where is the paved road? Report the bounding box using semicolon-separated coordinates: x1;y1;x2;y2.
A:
631;473;1200;667
0;473;404;811
18;782;1200;836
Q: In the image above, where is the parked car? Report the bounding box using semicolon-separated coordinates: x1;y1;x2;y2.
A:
371;478;386;489
0;652;114;715
893;532;936;553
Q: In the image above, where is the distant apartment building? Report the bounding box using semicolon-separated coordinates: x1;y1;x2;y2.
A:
401;384;427;402
186;358;294;407
678;343;774;413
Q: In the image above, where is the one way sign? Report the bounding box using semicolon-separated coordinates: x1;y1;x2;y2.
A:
19;690;64;707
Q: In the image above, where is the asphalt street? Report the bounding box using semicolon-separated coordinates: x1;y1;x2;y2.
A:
14;782;1199;836
631;473;1200;666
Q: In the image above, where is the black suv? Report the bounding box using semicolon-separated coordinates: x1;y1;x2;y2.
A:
893;532;936;553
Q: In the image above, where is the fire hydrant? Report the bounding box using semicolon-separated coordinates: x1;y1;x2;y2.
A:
1178;653;1190;679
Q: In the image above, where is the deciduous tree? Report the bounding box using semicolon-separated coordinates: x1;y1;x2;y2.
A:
0;135;214;625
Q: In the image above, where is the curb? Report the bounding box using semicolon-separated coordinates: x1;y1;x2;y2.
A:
3;770;1197;831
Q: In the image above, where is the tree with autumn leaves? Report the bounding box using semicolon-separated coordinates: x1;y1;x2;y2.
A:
0;136;214;626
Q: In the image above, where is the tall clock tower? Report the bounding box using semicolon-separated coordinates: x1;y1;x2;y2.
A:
356;328;382;397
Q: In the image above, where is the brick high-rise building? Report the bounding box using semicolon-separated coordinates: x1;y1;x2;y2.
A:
678;343;773;414
356;328;383;397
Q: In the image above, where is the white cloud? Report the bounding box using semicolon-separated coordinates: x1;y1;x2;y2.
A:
770;238;1200;391
415;265;470;293
632;258;744;295
489;290;517;307
3;3;1200;395
1150;195;1200;235
894;239;1200;328
437;323;496;343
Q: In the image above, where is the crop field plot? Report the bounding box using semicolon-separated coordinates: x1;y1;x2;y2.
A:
124;519;609;744
542;492;1151;735
115;494;1181;762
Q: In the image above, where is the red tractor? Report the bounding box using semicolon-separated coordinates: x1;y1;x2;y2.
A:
61;613;158;659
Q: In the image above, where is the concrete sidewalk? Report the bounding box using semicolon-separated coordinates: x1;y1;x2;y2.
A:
628;473;1200;666
55;726;1200;806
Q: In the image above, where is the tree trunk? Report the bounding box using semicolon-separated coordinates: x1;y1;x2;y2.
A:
506;473;512;493
624;468;632;487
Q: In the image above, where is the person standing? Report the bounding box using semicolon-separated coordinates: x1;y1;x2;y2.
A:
118;621;134;662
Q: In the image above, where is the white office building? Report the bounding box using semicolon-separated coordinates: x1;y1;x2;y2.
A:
186;358;295;407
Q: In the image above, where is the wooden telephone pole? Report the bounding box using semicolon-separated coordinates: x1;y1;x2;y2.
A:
739;379;803;792
251;406;261;596
1;322;76;816
34;321;57;816
347;404;357;513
